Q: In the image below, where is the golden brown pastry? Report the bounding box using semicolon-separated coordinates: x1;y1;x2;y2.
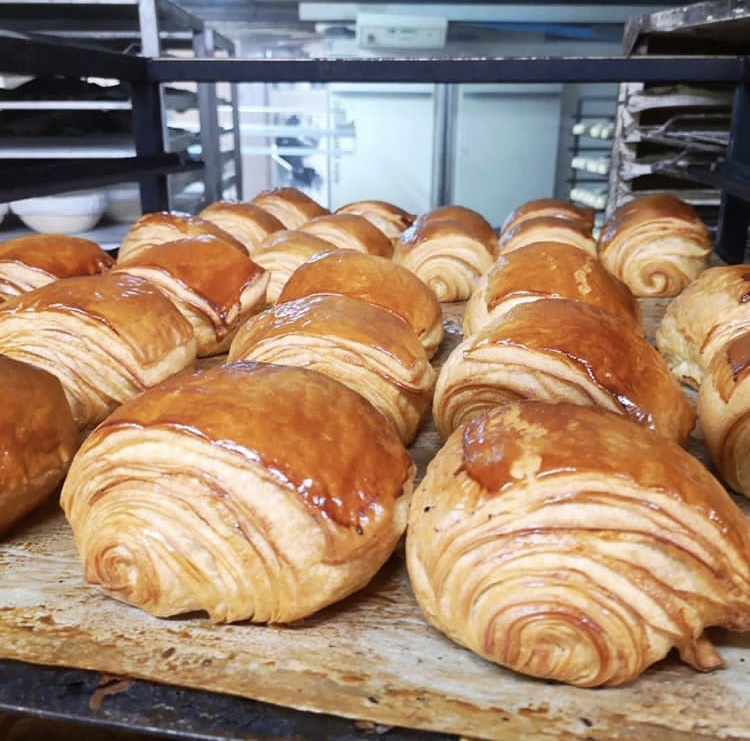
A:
61;361;414;623
0;273;196;429
118;212;246;264
299;213;393;258
335;199;415;240
655;265;750;390
250;186;329;229
251;230;335;305
278;249;444;359
423;204;498;253
394;218;494;302
0;356;79;536
407;400;750;687
463;242;642;337
0;233;113;301
599;194;712;297
500;198;595;236
434;298;694;444
113;235;268;357
496;216;597;257
697;334;750;497
228;295;436;445
198;201;284;254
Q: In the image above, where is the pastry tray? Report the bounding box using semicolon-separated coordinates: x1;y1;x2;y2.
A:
1;301;750;741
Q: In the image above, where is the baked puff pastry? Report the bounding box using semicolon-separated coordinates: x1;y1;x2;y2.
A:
335;199;415;240
198;201;284;254
500;198;595;236
278;249;444;358
655;265;750;390
299;213;393;258
251;230;335;305
434;298;694;444
113;235;268;357
599;194;712;297
406;400;750;687
0;356;79;536
0;273;196;430
496;216;597;257
463;242;642;337
61;361;414;623
394;218;494;302
228;294;436;445
0;233;113;301
118;212;246;264
251;186;329;230
423;205;498;253
698;334;750;497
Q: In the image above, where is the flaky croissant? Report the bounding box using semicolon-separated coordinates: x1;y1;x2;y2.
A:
227;294;436;445
118;212;247;263
251;186;328;229
496;216;596;257
500;198;595;236
407;400;750;687
278;249;444;359
394;218;494;302
423;205;498;254
0;234;113;301
599;194;712;297
698;334;750;497
435;298;695;444
199;201;284;254
113;235;268;357
0;273;196;429
463;241;641;337
299;213;393;258
335;199;415;240
655;265;750;390
61;361;414;623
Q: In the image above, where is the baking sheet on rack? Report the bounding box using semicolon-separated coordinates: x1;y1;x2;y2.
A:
1;300;750;741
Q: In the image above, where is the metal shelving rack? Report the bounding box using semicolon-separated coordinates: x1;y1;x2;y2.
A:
0;31;749;738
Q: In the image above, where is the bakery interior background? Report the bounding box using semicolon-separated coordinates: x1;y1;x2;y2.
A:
0;1;678;230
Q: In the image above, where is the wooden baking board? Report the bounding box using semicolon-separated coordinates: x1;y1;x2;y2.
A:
1;300;750;741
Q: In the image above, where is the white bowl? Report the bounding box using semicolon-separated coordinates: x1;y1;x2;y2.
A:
105;183;142;223
10;191;107;234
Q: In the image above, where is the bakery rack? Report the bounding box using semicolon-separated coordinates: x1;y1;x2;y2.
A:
1;25;750;741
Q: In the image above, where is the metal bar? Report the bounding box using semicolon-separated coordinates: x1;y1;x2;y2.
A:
0;155;200;203
229;80;244;199
715;79;750;263
147;55;749;85
193;27;221;205
0;33;146;80
131;79;171;212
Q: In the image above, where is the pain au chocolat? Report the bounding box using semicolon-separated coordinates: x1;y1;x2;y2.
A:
0;234;113;301
406;400;750;687
118;212;246;264
113;235;268;357
423;205;498;254
198;201;284;254
655;265;750;390
0;273;196;430
250;186;329;229
251;230;335;305
335;199;415;240
434;298;694;444
278;249;444;359
463;241;641;337
299;213;393;258
500;198;595;236
0;356;79;537
599;194;712;298
496;216;597;257
61;361;414;623
228;294;436;445
394;217;494;302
